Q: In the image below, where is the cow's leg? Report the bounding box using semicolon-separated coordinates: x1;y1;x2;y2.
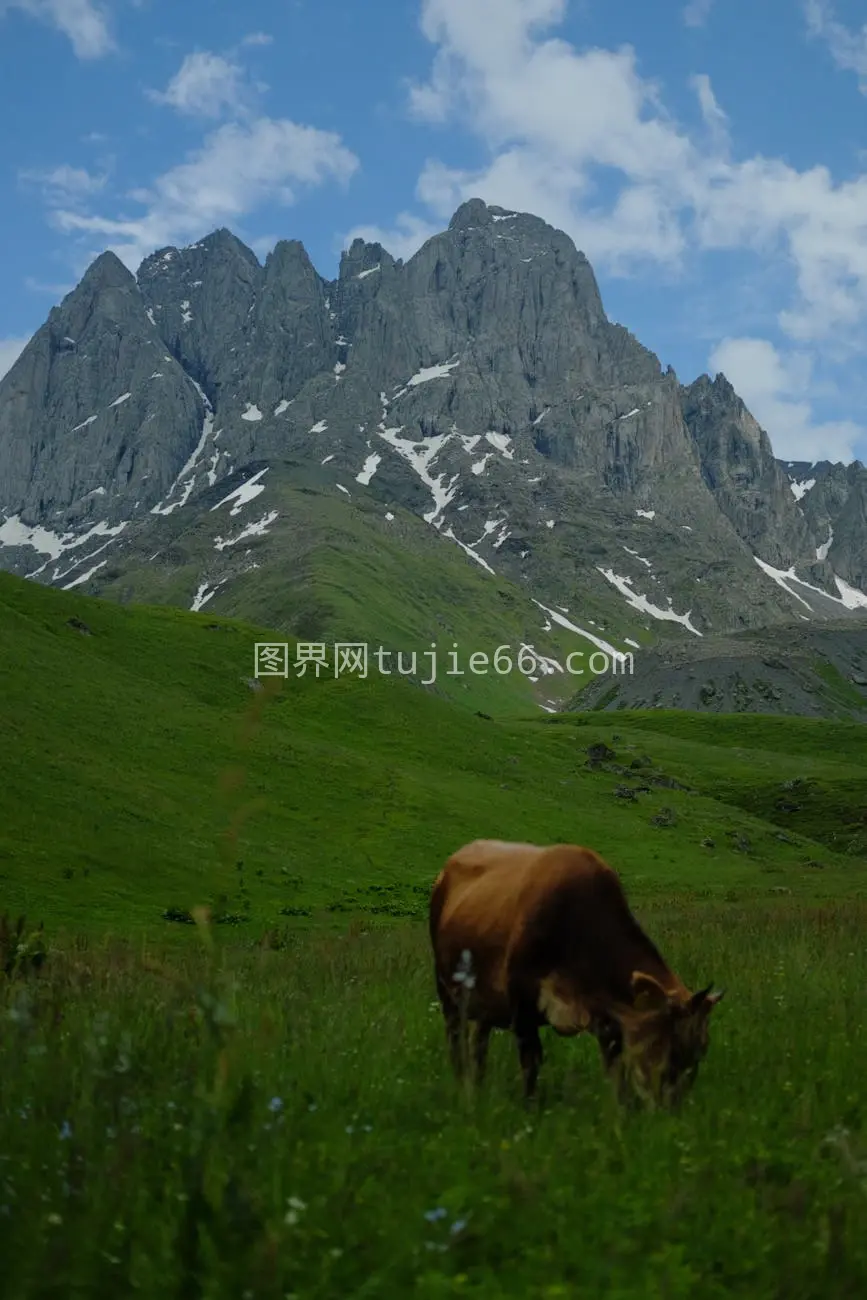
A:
593;1013;623;1073
513;1009;543;1101
436;971;467;1078
472;1020;492;1083
507;975;545;1100
445;1004;463;1075
592;1014;636;1105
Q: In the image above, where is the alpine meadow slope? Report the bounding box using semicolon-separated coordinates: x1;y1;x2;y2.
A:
2;568;866;938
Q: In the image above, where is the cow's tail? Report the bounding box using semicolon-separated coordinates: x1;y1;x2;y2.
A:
428;867;449;947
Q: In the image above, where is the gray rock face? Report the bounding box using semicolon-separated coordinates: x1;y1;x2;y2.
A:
0;251;204;560
137;230;261;408
1;197;865;637
331;202;660;412
250;241;337;408
680;373;815;569
781;458;867;592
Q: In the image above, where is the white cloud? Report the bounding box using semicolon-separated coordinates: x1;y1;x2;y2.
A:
0;336;30;381
691;159;867;345
241;31;272;46
148;51;251;120
400;2;701;267
379;1;867;371
0;0;114;58
334;0;867;461
709;336;863;462
805;1;867;91
683;0;714;28
250;233;279;260
20;163;108;208
399;6;699;269
51;117;360;270
25;275;75;296
689;72;729;154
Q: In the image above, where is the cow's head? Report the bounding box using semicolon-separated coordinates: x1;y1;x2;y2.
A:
612;971;725;1109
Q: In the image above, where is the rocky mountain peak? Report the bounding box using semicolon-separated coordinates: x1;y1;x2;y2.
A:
137;229;260;286
191;227;259;262
711;371;737;399
681;368;814;569
682;372;712;397
448;197;493;230
267;237;313;267
78;249;136;294
49;251;144;344
337;238;395;280
1;198;866;640
264;240;326;300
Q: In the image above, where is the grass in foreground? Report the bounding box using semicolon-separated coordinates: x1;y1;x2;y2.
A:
1;903;866;1299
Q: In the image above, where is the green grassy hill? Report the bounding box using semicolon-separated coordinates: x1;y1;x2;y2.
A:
2;570;865;939
71;459;646;716
3;570;867;1298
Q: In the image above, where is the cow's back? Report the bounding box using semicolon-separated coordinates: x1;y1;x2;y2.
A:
432;838;542;927
430;840;616;995
431;840;670;1010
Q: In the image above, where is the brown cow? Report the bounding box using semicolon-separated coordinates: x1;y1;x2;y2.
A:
429;839;724;1107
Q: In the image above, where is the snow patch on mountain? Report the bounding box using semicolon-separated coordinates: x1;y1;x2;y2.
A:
407;358;460;387
834;575;867;609
190;577;228;612
151;408;216;515
531;598;624;659
61;558;108;590
356;452;381;486
210;467;269;516
816;526;833;562
377;425;458;526
485;432;513;458
0;515;126;561
597;568;702;636
214;510;278;550
443;526;496;574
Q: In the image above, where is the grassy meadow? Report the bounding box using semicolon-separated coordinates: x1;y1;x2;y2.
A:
2;570;867;1296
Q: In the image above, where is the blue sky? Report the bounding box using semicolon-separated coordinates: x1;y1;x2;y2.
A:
2;0;867;464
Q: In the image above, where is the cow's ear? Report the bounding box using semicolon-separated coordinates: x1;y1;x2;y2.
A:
631;970;670;1012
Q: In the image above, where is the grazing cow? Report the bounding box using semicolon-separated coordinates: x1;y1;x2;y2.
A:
429;839;724;1107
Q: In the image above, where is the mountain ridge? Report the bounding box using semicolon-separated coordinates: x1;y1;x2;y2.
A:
1;197;865;696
